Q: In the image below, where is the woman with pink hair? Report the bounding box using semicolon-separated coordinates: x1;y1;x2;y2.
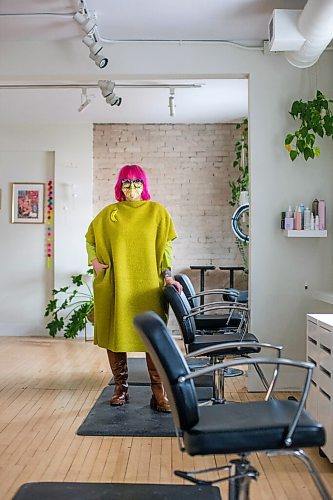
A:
86;164;182;413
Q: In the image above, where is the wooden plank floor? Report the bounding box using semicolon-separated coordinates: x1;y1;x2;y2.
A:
0;336;332;499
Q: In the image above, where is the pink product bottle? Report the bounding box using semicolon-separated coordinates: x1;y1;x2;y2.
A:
295;208;302;230
318;200;326;230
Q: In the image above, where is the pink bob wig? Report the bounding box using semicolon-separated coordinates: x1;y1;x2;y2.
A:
114;164;151;201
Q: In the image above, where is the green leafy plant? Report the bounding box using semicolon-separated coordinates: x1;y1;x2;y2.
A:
45;270;94;338
285;90;333;162
229;118;249;273
229;118;248;207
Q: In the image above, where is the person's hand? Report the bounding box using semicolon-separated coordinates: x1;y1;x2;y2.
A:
92;258;109;275
165;277;183;294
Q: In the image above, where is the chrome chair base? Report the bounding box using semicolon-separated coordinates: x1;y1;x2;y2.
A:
175;450;330;500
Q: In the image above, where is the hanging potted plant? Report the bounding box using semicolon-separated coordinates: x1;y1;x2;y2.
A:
285;90;333;161
45;269;94;338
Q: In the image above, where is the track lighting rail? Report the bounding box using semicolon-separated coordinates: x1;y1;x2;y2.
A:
0;84;202;90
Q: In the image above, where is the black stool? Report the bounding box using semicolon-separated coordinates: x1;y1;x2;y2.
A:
219;266;245;288
190;265;216;305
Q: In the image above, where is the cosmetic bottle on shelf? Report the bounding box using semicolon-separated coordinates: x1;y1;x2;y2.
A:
318;200;326;230
295;206;302;230
304;208;311;230
299;204;305;229
315;215;320;231
286;205;293;218
281;212;286;229
310;213;315;230
312;198;319;218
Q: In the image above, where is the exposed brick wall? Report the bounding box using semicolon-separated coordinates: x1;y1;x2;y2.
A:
93;123;248;331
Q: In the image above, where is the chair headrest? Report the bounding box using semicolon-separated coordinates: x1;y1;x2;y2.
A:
174;274;196;298
163;285;197;344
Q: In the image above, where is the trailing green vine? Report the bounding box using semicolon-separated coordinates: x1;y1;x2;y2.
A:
229;118;248;207
285;90;333;162
229;118;249;273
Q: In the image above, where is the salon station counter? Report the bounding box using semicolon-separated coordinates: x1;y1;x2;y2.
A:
306;313;333;462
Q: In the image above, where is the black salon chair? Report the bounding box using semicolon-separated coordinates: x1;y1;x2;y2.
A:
134;312;329;500
222;288;248;304
174;273;244;331
163;285;273;403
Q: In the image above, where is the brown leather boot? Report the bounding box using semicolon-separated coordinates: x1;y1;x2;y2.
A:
107;350;129;406
146;352;171;413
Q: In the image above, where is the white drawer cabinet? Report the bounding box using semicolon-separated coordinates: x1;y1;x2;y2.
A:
306;314;333;462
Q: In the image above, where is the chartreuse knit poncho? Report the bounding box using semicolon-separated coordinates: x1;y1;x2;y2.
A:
85;200;177;352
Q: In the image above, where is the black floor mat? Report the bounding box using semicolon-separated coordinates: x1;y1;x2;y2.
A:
13;482;221;499
77;385;212;437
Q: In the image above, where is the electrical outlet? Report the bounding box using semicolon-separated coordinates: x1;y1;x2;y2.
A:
304;283;309;290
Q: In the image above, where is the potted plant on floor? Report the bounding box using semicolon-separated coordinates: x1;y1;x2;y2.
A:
45;269;94;338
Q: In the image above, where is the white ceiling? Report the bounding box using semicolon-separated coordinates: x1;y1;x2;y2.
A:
0;0;307;124
0;0;307;43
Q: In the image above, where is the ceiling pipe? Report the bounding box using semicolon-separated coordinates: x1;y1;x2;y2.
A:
286;0;333;68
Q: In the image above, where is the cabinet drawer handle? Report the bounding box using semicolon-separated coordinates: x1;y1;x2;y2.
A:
319;388;331;400
320;344;331;355
320;365;331;378
311;380;317;387
308;336;317;345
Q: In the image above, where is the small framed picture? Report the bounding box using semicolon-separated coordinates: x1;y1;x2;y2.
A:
11;183;45;224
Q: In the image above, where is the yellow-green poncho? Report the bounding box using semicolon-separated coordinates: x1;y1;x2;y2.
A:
85;201;177;352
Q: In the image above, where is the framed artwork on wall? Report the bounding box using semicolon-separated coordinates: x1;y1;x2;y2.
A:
11;183;45;224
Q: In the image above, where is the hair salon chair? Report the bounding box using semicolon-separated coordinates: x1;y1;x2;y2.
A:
134;312;330;500
163;285;273;403
174;273;245;332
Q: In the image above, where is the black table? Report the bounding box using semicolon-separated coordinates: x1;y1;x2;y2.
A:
219;266;245;288
190;265;216;305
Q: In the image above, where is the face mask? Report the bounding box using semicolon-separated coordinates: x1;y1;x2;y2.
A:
121;179;144;201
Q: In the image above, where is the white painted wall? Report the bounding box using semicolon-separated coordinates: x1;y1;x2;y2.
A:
0;152;53;335
0;125;93;335
1;40;333;387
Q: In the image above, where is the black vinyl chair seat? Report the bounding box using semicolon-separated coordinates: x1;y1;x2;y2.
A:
195;314;241;330
185;400;325;456
188;332;260;355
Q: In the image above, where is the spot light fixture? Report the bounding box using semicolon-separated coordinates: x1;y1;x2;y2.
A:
74;1;109;69
168;87;176;117
89;51;108;69
73;11;96;34
98;80;122;107
78;87;91;112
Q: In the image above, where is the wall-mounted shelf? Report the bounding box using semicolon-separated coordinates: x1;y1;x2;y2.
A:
283;230;327;238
